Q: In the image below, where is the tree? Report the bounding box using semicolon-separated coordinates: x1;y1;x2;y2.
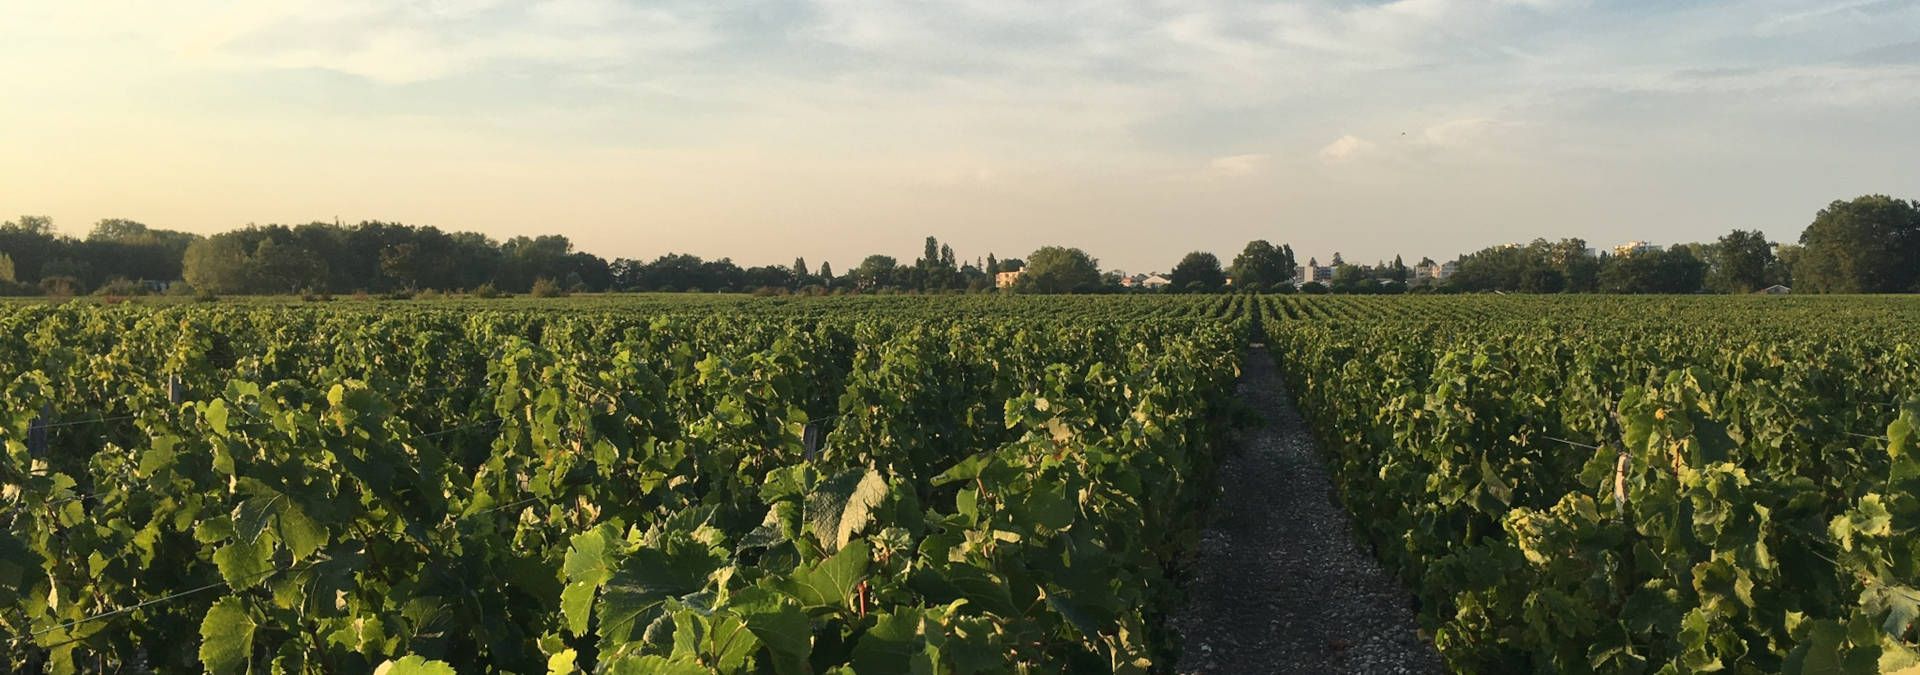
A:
1796;195;1920;293
1014;247;1100;293
985;253;999;274
1708;229;1775;293
1330;264;1371;291
853;255;899;290
1598;247;1707;293
182;233;255;294
88;218;151;242
818;261;834;287
1390;255;1409;283
1170;251;1226;292
6;215;54;235
1770;244;1801;288
793;257;810;279
1228;240;1293;288
0;252;13;283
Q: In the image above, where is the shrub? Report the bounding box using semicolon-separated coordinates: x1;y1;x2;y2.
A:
93;277;147;297
471;283;505;299
530;278;567;298
39;276;80;298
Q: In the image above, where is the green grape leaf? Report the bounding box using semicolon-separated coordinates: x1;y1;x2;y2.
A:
199;596;256;675
806;469;890;553
851;610;923;674
729;586;812;660
373;655;458;675
781;540;869;610
214;533;276;589
276;502;327;562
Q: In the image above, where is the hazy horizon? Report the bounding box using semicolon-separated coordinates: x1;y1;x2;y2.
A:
4;1;1917;273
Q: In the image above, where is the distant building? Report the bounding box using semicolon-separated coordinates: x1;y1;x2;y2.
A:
1412;260;1457;281
1756;285;1791;295
995;270;1023;288
1139;274;1172;290
1614;240;1663;256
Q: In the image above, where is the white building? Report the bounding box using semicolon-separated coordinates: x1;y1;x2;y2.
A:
1413;260;1457;281
1139;274;1173;290
1614;240;1663;257
995;270;1023;288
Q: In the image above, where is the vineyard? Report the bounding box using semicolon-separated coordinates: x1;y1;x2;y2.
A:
1263;295;1920;673
4;293;1918;673
0;295;1252;672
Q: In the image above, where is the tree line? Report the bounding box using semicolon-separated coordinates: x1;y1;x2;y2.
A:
1432;195;1920;295
2;193;1915;297
1155;194;1920;295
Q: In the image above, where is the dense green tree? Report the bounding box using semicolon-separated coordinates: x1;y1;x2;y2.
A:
181;232;256;294
1015;247;1100;293
0;215;64;283
1770;244;1801;288
1796;195;1920;293
853;255;899;290
83;218;199;283
1707;229;1776;293
1170;251;1226;292
1449;239;1600;293
817;261;834;286
1228;240;1294;288
1598;247;1707;293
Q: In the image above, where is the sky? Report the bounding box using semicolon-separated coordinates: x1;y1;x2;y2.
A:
2;1;1917;273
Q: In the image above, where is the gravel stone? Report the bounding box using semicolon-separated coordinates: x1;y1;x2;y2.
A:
1172;348;1443;674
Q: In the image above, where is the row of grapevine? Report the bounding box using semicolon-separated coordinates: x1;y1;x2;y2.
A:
1;297;1248;672
1264;295;1920;673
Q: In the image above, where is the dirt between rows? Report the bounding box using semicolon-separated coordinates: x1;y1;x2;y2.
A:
1169;348;1442;674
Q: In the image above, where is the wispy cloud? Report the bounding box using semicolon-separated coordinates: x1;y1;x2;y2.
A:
1318;136;1378;163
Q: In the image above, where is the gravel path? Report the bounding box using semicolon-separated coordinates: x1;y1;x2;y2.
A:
1172;348;1442;674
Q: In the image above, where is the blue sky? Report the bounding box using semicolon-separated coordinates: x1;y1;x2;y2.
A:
3;0;1916;272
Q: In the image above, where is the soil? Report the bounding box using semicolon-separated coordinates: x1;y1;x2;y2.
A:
1171;348;1443;674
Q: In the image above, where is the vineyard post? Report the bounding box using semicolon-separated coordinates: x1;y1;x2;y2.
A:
803;422;822;462
29;403;51;457
1613;450;1629;509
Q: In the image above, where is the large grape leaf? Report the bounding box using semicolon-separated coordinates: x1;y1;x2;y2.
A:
199;596;256;675
373;655;458;675
214;533;277;589
805;470;889;553
780;540;869;610
728;586;812;662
